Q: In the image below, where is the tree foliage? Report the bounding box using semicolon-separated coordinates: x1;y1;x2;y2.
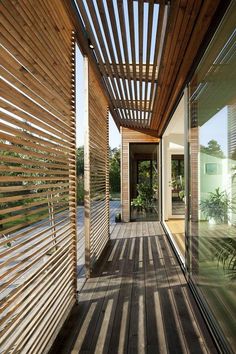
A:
76;146;84;177
76;146;121;203
109;147;120;193
200;139;225;158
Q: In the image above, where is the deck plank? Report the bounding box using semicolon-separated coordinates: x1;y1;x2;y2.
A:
50;221;217;354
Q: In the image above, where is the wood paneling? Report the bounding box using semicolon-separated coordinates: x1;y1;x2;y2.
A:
84;62;109;276
151;0;226;134
121;127;160;222
0;1;77;352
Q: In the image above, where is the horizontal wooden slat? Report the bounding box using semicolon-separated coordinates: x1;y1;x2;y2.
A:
0;236;73;312
1;99;74;145
103;64;159;82
0;109;73;152
1;80;73;137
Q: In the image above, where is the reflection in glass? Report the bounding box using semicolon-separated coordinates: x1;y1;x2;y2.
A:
171;155;185;215
188;3;236;350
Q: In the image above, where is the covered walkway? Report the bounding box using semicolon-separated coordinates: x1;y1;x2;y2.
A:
51;222;217;354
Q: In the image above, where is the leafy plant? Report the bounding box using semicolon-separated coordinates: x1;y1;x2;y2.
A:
209;237;236;280
131;182;154;211
131;195;144;210
170;176;185;200
109;147;120;194
201;188;233;224
115;213;121;222
77;176;84;205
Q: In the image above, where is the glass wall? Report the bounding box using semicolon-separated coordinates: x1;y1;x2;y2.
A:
162;96;185;260
188;2;236;351
171;155;185;215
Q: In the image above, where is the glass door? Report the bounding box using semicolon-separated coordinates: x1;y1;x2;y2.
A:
130;143;159;221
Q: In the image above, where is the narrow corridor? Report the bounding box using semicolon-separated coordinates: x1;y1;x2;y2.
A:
51;222;217;354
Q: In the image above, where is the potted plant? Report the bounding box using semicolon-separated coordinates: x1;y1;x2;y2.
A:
131;182;154;212
115;213;121;222
131;194;144;211
200;188;233;224
170;176;185;200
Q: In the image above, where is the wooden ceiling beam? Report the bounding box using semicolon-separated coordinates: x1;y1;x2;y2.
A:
133;0;168;3
144;0;155;117
98;1;130;121
114;100;151;111
147;0;168;125
117;1;137;123
138;0;144;123
100;64;158;82
128;0;139;123
83;0;126;122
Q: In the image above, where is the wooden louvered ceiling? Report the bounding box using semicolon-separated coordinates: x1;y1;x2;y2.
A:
67;0;226;134
75;0;168;129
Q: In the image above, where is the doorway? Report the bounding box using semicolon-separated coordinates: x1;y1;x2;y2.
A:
130;143;159;221
171;154;185;216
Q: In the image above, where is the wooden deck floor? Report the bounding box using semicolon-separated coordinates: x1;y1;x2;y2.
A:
76;201;120;289
50;221;217;354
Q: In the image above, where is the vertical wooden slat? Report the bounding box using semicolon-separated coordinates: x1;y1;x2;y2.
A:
84;56;91;277
70;32;78;295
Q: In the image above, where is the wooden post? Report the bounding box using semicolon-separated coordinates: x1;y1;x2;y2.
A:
70;31;78;296
84;56;90;277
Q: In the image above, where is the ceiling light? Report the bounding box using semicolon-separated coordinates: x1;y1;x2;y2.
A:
88;39;94;49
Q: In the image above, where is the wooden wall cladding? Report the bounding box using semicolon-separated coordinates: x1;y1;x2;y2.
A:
121;127;160;222
84;61;109;276
151;0;223;134
0;1;77;353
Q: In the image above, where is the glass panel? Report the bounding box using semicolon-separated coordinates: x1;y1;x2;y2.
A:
188;2;236;350
171;155;185;215
162;96;185;259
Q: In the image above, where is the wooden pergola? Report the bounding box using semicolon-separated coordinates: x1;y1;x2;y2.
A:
65;0;223;134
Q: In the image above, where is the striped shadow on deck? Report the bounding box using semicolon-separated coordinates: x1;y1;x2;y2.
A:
50;222;217;354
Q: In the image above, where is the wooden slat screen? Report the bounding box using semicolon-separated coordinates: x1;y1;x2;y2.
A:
84;61;109;276
0;1;77;352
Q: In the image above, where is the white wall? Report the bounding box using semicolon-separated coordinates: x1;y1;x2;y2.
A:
162;96;185;220
162;135;184;219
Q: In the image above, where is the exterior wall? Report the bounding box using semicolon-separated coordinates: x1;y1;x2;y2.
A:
84;61;109;275
121;127;159;222
162;134;184;220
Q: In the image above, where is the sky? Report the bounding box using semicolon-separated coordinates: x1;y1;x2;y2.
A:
200;107;228;155
76;45;120;149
